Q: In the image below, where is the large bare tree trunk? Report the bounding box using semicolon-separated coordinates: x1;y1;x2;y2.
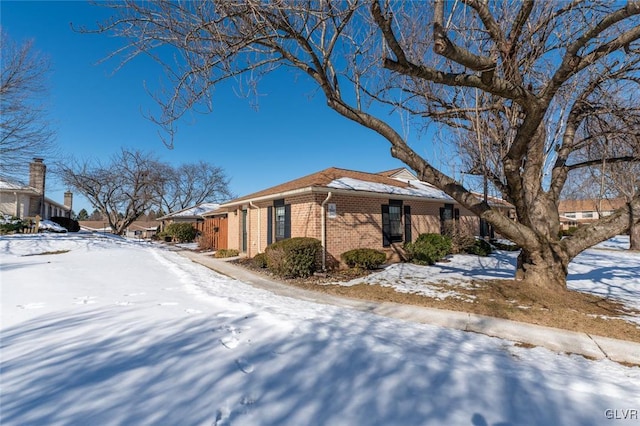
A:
516;244;570;290
631;209;640;251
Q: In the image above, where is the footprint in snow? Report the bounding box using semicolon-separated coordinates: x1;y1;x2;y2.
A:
114;301;134;306
16;303;45;309
74;296;97;305
185;308;202;314
220;336;240;349
213;408;230;426
124;292;146;297
158;302;179;306
236;357;254;374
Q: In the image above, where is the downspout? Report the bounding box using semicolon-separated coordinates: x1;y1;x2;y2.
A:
249;201;261;253
321;192;333;271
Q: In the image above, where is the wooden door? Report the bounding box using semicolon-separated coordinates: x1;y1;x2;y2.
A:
202;215;228;250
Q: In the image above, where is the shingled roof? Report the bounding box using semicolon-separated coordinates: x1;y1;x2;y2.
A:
222;167;412;205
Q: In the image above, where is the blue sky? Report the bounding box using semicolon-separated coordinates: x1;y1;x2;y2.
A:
2;1;449;214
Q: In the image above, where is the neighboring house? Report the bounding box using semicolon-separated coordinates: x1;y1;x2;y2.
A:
0;158;73;220
558;198;626;229
217;167;507;267
157;202;221;235
79;220;160;239
79;221;114;233
124;221;160;239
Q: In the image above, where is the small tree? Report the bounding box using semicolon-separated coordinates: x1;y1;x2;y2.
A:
57;149;164;235
0;30;56;180
76;208;89;221
156;161;232;213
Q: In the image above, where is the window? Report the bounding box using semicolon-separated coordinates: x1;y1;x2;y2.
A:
382;200;404;247
582;211;594;219
268;199;291;244
439;203;459;235
389;204;402;239
275;205;286;241
564;212;576;218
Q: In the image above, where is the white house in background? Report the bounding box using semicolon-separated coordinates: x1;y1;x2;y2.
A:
0;158;73;220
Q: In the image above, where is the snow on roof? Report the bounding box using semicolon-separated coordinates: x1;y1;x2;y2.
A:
159;202;220;219
0;178;32;191
327;177;453;200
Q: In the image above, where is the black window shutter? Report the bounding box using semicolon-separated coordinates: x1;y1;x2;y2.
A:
404;205;412;243
284;204;291;239
454;208;460;221
267;206;273;245
381;204;390;247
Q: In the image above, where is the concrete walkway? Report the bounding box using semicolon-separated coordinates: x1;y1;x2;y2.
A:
178;250;640;366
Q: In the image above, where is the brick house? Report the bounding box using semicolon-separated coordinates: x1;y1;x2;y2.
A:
218;167;498;268
0;158;72;220
558;198;627;229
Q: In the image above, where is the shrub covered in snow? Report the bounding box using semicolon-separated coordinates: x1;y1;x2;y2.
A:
265;237;322;278
404;233;452;265
341;248;386;270
38;220;67;233
0;215;24;234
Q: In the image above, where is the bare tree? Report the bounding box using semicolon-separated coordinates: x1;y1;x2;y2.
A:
0;30;56;180
57;149;164;235
566;119;640;250
156;161;232;213
83;1;640;289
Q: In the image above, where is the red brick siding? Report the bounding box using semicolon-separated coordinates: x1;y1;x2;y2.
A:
227;193;481;263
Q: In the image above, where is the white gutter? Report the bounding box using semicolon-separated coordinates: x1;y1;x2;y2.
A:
320;192;333;271
249;201;260;253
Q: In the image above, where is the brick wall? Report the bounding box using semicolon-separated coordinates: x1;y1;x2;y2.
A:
225;192;481;264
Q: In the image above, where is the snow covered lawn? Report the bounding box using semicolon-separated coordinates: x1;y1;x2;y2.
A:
1;233;639;425
336;236;640;321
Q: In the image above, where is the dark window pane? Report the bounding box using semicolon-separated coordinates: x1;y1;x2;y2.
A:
275;205;285;241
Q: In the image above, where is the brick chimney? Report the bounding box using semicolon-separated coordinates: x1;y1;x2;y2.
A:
64;191;73;217
29;158;46;195
27;158;46;217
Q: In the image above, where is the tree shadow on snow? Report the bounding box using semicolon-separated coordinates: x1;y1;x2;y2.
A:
0;306;634;426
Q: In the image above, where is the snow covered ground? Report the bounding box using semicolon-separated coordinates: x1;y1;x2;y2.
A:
1;233;639;425
337;236;640;321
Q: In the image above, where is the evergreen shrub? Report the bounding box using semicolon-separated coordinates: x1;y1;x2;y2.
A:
490;239;521;251
265;237;322;278
341;248;386;269
404;233;452;265
214;248;240;258
164;223;197;243
464;238;493;256
0;216;24;235
51;216;80;232
252;252;268;268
